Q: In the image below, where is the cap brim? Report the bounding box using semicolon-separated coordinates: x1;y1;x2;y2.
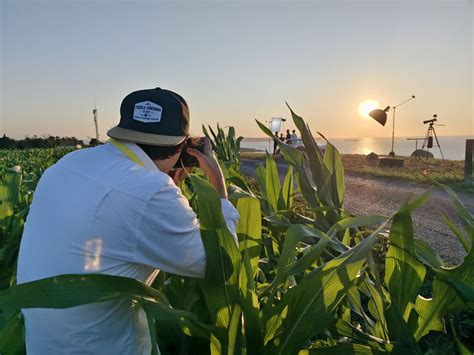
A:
107;126;186;146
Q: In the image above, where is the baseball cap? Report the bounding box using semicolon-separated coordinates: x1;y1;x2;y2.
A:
107;87;190;146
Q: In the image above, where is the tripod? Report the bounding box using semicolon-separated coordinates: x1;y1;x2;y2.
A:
422;122;444;160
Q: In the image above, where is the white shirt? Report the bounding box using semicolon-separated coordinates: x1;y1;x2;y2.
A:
16;141;239;354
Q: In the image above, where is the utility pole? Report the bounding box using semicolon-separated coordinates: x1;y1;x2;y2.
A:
93;106;99;145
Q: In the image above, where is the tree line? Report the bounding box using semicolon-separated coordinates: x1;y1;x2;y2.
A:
0;135;98;149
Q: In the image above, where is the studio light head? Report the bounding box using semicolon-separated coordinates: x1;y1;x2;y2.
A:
369;105;391;126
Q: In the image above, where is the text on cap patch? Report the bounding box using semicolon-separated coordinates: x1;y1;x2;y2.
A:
133;101;162;123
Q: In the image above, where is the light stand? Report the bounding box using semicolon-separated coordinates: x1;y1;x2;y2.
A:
369;95;415;157
388;95;416;157
266;117;286;153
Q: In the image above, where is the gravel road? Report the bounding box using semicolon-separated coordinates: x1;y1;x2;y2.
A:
241;158;473;265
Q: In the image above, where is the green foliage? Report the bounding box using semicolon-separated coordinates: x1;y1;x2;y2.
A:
0;109;473;354
202;124;243;170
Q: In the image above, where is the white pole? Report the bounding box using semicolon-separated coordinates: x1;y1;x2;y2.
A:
93;107;99;143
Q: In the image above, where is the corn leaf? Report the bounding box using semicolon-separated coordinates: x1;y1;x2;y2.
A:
236;196;262;278
0;273;211;340
384;201;426;320
265;223;387;354
190;176;241;329
278;165;294;211
0;170;21;219
321;135;345;208
413;240;474;339
264;154;281;212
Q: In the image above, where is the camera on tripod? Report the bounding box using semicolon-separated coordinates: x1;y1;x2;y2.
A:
423;114;437;125
421;114;444;159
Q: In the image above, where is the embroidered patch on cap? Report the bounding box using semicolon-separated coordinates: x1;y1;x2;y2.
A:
133;101;162;123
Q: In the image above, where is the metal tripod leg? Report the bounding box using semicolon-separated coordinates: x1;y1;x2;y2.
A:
431;127;445;161
422;127;432;159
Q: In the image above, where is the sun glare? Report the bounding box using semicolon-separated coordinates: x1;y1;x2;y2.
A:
358;100;379;118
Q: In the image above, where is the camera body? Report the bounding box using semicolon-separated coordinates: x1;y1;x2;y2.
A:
423;114;437;125
174;137;205;168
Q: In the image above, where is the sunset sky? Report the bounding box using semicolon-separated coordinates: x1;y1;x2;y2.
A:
1;0;473;140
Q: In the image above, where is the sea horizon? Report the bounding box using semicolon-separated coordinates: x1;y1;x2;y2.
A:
241;135;473;161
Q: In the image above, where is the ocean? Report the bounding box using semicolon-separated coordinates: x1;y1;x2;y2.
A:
241;135;473;161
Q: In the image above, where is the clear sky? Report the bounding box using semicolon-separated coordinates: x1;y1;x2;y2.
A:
1;0;473;140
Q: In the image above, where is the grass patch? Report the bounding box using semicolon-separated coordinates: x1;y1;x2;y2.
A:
241;151;473;194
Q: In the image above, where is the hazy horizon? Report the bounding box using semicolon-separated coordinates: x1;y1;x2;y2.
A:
1;0;473;140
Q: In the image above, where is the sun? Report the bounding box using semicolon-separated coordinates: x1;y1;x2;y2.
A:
358;100;379;118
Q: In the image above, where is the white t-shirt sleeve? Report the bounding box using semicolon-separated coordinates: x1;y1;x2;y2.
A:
135;183;239;278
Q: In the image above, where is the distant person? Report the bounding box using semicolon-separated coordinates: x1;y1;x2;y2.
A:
273;131;279;155
285;129;292;145
291;130;298;140
279;133;284;141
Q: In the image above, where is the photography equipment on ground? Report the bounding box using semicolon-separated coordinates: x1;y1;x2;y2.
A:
266;117;287;151
406;137;427;160
369;95;416;157
422;114;445;160
175;137;205;168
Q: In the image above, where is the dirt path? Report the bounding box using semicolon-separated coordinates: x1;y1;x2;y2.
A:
241;158;473;264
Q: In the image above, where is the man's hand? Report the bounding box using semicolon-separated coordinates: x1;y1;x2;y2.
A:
169;168;192;185
186;138;227;199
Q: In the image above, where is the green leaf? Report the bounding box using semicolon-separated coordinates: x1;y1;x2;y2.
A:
301;342;386;354
265;154;281;212
449;318;472;355
239;255;264;354
278;165;294;211
0;170;22;219
442;212;470;252
0;312;24;354
322;138;345;208
227;304;242;355
269;224;333;290
189;176;242;332
413;245;474;339
414;238;443;270
0;274;211;340
438;183;473;243
266;223;387;354
328;216;388;239
384;304;422;354
236;196;262;278
384;203;426;320
412;187;474;340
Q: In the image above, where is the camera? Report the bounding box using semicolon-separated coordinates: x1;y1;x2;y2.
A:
423;114;438;125
174;137;205;168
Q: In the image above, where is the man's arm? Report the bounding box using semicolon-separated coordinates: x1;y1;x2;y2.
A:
135;183;239;278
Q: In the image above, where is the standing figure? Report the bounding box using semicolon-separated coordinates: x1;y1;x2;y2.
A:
273;131;279;155
285;129;292;145
291;130;298;140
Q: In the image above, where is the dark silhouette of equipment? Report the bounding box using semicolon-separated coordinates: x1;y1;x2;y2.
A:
421;114;444;160
369;95;416;157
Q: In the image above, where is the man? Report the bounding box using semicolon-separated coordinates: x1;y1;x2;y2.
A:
291;129;298;140
16;87;240;354
273;131;279;155
285;129;292;145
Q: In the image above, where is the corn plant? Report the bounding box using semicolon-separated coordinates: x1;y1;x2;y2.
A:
202;124;243;169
